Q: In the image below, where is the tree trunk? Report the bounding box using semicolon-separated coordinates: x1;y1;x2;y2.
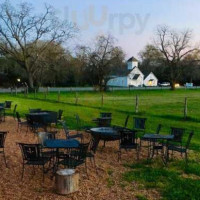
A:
170;81;176;90
27;71;34;89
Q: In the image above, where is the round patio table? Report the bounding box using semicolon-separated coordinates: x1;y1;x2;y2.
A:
90;127;120;141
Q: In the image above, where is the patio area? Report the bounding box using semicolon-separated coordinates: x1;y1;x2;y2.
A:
0;116;163;200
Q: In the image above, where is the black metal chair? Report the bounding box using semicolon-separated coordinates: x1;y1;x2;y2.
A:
18;143;51;181
100;112;112;118
5;101;12;109
16;112;29;133
57;143;89;174
113;115;130;131
38;131;57;162
166;131;194;163
61;121;83;142
0;131;8;167
13;104;17;120
170;127;185;146
57;109;63;121
118;128;139;161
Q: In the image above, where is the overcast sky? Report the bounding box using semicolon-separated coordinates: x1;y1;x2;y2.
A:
13;0;200;59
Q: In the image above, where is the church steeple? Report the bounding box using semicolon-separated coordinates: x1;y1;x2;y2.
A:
127;56;138;70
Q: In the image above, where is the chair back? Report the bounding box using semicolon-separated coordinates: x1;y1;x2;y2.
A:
16;112;21;123
19;143;41;161
0;103;5;107
38;132;56;146
120;129;137;146
170;127;185;143
13;104;17;114
77;143;89;161
133;117;146;130
100;112;112;118
124;115;130;128
89;137;99;154
57;109;63;120
0;131;7;148
75;114;81;131
186;131;194;149
156;124;162;134
5;101;12;109
61;121;70;138
29;108;41;113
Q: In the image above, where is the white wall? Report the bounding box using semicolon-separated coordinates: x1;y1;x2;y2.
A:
127;61;138;70
144;73;158;86
107;77;127;87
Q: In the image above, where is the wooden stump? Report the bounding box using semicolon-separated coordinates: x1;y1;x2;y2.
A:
55;169;79;195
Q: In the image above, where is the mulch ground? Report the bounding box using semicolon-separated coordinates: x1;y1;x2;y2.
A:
0;117;160;200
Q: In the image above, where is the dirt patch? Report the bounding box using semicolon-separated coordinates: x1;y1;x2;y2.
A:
0;117;160;200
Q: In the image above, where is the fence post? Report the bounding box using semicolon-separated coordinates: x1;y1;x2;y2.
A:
184;97;187;120
75;92;78;105
135;95;139;113
101;93;104;107
58;90;60;102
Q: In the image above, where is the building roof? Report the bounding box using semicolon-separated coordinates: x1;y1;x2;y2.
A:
127;56;138;62
132;74;140;80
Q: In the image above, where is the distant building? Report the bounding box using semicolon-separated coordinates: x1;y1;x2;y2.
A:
107;56;158;87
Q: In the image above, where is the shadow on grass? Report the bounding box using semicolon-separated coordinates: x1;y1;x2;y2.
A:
151;114;200;123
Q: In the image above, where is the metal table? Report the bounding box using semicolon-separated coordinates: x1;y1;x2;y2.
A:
90;127;120;141
142;134;174;163
44;139;80;174
44;139;80;148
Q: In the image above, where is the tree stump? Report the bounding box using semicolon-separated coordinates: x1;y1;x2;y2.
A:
55;169;79;195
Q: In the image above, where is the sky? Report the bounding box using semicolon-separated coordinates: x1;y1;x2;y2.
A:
12;0;200;59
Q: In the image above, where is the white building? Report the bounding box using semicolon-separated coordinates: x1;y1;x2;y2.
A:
107;57;158;87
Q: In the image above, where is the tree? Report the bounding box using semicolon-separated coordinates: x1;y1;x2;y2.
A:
79;35;125;91
0;1;77;88
154;25;199;90
139;44;166;81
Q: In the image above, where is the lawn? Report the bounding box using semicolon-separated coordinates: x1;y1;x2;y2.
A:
1;89;200;150
1;89;200;199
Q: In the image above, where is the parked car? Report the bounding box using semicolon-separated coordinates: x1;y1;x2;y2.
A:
159;82;170;87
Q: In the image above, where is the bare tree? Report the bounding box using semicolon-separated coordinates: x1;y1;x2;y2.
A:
154;25;199;90
0;1;77;88
81;35;125;91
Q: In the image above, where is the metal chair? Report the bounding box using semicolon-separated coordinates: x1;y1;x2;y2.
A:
16;112;29;133
61;121;83;142
5;101;12;109
57;109;63;121
170;127;185;145
113;115;130;131
0;131;8;167
57;143;89;175
166;131;194;163
18;143;51;181
118;128;139;161
13;104;17;120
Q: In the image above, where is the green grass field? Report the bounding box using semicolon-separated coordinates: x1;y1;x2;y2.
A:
1;89;200;199
1;89;200;150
